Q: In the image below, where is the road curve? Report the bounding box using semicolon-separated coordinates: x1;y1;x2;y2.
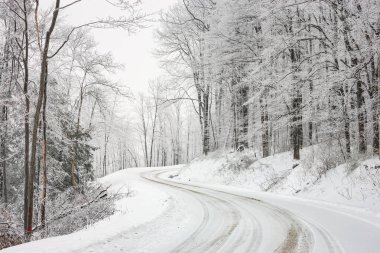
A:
142;169;343;253
4;166;379;253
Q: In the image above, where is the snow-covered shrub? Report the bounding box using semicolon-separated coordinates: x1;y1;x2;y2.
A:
219;152;256;173
0;232;23;250
314;143;345;178
216;152;256;184
33;183;119;239
345;158;360;174
259;166;284;191
0;207;23;250
358;163;380;190
300;148;318;180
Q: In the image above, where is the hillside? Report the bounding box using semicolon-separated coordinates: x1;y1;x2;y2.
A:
173;148;380;213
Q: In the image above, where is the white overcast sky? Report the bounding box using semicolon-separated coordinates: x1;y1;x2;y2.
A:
54;0;177;94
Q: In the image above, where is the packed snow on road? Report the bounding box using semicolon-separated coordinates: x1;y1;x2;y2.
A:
5;153;380;252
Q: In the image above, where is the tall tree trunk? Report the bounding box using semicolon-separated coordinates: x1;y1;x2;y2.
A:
26;0;60;236
0;24;11;206
231;91;238;150
357;80;366;154
372;99;379;155
203;91;210;155
40;68;48;228
343;88;351;157
103;126;111;176
238;86;249;150
149;102;158;167
378;55;380;157
292;88;303;160
290;59;302;160
140;97;149;166
261;99;269;158
1;105;7;204
338;5;366;155
369;57;379;155
289;11;303;161
103;133;107;176
23;0;30;230
186;120;190;163
216;86;223;149
308;81;313;145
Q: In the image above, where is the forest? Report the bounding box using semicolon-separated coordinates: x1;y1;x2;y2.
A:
141;0;380;166
0;0;379;249
0;0;145;246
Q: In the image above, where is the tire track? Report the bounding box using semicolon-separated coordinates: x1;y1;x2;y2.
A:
143;170;329;253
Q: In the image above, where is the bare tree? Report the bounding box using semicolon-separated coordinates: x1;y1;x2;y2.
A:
26;0;145;237
157;0;215;155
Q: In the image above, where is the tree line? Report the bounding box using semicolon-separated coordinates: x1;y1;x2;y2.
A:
0;0;143;240
149;0;380;165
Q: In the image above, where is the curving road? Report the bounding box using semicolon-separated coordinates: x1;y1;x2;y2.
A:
141;169;343;253
77;167;380;253
4;166;380;253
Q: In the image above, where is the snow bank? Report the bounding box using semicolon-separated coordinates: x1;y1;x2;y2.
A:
3;167;171;253
175;149;380;213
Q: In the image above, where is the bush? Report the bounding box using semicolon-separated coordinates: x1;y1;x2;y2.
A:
0;208;23;250
312;143;345;179
219;152;256;173
0;232;23;250
0;183;120;250
36;184;118;238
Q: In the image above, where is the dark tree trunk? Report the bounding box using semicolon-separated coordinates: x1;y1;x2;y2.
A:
378;56;380;157
238;86;249;151
203;91;210;155
0;25;11;206
288;11;303;161
373;106;379;154
149;102;158;167
215;86;223;149
290;55;303;160
338;5;366;155
186;121;190;163
22;0;30;229
1;105;8;204
103;133;107;176
357;80;366;154
261;99;269;158
40;67;48;228
26;0;60;236
292;90;302;161
367;57;379;155
231;91;238;150
343;100;351;157
308;81;313;145
308;121;313;145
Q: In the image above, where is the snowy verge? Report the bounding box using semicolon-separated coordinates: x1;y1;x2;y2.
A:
3;167;171;253
171;148;380;214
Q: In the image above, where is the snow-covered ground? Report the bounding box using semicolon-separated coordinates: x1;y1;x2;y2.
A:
2;167;172;253
175;148;380;214
4;155;380;253
161;173;380;252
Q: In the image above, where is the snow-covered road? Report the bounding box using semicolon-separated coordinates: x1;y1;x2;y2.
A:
142;169;380;253
5;166;380;253
144;169;316;253
82;167;380;252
